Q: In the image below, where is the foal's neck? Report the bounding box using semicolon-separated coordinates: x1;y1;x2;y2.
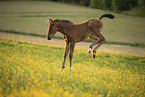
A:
56;22;70;35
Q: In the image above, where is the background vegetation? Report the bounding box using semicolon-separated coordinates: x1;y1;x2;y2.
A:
0;0;145;17
0;1;145;47
58;0;145;17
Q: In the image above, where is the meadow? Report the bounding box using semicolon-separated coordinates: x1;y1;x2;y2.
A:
0;1;145;46
0;37;145;97
0;1;145;97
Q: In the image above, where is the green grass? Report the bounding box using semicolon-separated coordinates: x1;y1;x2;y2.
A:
0;38;145;97
0;1;145;46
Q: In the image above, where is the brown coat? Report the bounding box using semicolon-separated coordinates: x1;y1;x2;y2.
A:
47;14;114;71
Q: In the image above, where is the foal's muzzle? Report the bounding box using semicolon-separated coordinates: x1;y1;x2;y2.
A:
47;36;51;40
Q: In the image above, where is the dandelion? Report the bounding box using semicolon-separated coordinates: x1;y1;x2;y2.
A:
5;72;8;75
106;91;110;97
12;67;14;70
37;83;40;87
64;91;69;96
13;70;16;74
0;69;2;72
11;84;14;88
20;87;23;90
17;66;20;70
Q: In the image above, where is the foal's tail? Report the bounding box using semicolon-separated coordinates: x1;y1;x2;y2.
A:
98;14;115;20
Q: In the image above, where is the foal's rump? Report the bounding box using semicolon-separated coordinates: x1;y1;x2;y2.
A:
88;19;103;33
88;14;115;37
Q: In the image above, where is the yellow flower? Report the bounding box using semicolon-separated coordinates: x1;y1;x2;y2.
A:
37;83;40;87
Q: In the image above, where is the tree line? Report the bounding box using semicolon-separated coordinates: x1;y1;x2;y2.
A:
54;0;145;12
50;0;145;17
1;0;145;16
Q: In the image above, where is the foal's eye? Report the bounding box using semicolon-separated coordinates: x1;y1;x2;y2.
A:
50;27;53;30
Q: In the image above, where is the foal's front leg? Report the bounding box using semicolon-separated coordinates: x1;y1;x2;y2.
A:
62;43;69;69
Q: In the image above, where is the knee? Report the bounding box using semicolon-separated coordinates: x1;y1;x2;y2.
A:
89;46;93;49
64;55;66;58
64;53;67;58
69;53;73;59
102;37;105;42
99;37;105;43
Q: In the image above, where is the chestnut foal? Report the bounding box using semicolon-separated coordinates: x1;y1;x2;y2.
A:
46;14;114;71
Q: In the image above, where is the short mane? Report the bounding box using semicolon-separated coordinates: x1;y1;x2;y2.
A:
54;19;73;24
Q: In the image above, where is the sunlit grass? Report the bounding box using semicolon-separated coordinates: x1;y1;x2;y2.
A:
0;38;145;97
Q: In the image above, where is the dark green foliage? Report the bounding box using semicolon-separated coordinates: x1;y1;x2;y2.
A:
55;0;139;11
111;0;138;11
90;0;106;9
105;0;112;10
138;0;145;12
138;0;145;8
0;0;143;15
49;0;143;16
89;0;113;10
79;0;90;6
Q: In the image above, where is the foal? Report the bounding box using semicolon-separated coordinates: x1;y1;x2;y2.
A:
47;14;114;70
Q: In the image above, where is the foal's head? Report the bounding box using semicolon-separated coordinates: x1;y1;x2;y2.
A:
47;19;73;40
47;19;57;40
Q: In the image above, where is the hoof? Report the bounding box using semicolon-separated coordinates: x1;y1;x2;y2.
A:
93;53;96;58
61;66;65;70
70;66;73;70
88;48;91;53
69;67;73;72
69;67;72;72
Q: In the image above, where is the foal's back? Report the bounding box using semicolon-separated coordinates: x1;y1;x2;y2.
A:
74;19;103;31
68;19;103;42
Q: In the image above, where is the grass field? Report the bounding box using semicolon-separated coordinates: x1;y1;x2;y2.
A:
0;37;145;97
0;1;145;96
0;1;145;46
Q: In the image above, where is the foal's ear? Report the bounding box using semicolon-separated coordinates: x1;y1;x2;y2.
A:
49;19;54;25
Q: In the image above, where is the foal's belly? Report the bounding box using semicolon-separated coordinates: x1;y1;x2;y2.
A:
76;32;92;42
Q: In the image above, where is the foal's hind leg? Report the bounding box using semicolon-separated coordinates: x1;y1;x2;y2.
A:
62;43;69;69
88;34;99;53
92;32;105;58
